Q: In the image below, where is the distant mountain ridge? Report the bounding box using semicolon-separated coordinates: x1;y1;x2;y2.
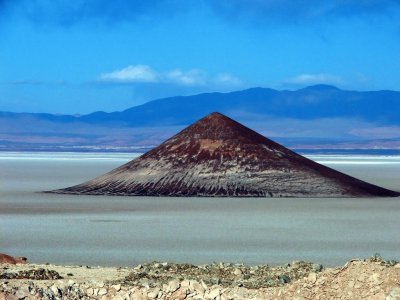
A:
1;85;400;151
3;84;400;125
80;84;400;125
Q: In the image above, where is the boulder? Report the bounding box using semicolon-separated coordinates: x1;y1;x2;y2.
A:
0;253;27;265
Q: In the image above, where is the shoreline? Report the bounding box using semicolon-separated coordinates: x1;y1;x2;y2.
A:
1;256;399;299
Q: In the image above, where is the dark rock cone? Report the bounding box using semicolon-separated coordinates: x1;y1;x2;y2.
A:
51;112;400;197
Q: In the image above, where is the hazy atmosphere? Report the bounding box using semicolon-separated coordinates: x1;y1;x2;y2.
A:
1;0;400;113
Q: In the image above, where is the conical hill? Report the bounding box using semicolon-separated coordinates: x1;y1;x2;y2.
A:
52;112;400;197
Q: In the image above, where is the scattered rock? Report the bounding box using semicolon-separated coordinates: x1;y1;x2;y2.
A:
167;279;180;292
15;288;28;299
386;288;400;300
170;288;187;300
98;288;107;296
0;268;62;280
307;272;317;284
0;254;27;265
312;263;323;272
205;287;221;299
147;288;160;299
190;280;204;293
121;260;317;289
278;274;291;284
67;279;75;286
86;287;94;296
233;268;242;276
1;256;399;300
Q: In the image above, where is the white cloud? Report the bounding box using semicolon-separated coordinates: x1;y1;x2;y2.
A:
215;73;242;86
99;65;158;83
165;69;206;86
284;73;343;86
99;65;242;88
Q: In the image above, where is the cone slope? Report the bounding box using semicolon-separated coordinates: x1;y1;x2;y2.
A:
53;112;400;197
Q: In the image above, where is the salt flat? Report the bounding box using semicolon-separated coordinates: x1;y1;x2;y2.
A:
0;152;399;266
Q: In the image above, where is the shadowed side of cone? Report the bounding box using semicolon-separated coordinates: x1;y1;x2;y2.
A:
50;112;400;197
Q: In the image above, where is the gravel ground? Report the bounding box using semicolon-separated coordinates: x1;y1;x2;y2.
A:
1;255;399;299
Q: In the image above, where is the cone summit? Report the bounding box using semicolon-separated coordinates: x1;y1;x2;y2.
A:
52;112;400;197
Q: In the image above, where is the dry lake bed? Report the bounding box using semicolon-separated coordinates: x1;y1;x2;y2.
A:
1;152;399;267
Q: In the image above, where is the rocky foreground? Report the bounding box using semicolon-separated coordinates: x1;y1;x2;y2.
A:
1;256;400;300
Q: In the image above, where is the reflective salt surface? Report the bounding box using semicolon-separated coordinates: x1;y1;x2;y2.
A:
0;152;399;267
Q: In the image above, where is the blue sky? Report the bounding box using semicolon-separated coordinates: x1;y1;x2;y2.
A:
1;0;400;114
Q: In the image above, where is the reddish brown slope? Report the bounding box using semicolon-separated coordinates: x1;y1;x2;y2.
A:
52;112;400;197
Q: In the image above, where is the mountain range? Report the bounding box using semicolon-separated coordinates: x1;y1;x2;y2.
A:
1;85;400;152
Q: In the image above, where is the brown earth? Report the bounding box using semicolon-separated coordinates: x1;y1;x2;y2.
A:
1;256;399;299
0;254;27;265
